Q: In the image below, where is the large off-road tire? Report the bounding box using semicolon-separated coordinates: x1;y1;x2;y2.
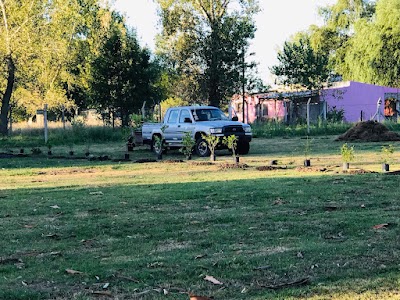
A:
195;138;211;157
237;141;250;155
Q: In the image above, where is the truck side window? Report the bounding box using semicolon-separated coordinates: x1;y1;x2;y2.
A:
179;110;191;123
167;110;179;124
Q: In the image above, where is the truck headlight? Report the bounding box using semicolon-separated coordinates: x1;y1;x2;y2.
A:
244;126;252;133
210;128;223;134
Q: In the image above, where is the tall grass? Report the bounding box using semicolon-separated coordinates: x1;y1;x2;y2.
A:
251;121;352;138
251;120;400;138
1;121;130;148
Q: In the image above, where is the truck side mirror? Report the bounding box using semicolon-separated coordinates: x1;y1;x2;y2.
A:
232;116;238;121
184;117;192;123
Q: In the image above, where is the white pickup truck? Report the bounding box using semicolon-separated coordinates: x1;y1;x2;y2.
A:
142;106;252;157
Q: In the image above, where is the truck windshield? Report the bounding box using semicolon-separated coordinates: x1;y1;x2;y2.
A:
192;108;229;121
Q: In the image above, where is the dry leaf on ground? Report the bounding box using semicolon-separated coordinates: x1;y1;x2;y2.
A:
204;275;223;285
102;282;110;289
90;191;103;195
65;269;84;275
373;223;389;229
189;295;213;300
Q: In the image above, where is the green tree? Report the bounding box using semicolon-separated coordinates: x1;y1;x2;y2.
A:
338;0;400;86
156;0;260;107
309;0;400;87
0;0;110;135
90;14;161;127
309;0;376;80
271;33;330;90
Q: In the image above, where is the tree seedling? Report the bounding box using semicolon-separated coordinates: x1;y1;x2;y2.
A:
180;132;195;160
380;144;395;172
341;143;354;170
223;135;238;163
202;134;219;161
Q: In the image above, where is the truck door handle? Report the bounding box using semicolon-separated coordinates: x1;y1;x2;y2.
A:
178;125;181;127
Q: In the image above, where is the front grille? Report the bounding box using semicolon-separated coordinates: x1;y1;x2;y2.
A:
223;125;244;134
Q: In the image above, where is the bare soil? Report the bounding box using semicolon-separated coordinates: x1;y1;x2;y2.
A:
336;121;400;142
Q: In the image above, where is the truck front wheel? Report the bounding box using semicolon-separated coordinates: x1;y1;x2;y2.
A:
237;141;250;155
195;138;211;157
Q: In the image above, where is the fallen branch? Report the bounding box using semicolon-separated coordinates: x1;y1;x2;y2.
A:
257;278;310;290
92;291;112;297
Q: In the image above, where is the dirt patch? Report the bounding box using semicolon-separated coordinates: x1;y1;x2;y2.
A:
0;153;28;158
384;170;400;175
345;169;377;174
163;159;184;163
40;169;96;175
295;167;328;173
219;163;249;170
336;121;400;142
190;161;215;166
256;165;288;171
135;158;157;163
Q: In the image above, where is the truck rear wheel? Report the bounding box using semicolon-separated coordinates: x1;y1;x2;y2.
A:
237;141;250;155
195;138;211;157
152;136;165;155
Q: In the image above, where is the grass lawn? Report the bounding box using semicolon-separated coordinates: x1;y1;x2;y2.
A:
1;136;400;299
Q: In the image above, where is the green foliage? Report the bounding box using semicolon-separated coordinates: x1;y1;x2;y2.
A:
156;0;260;107
160;97;189;117
90;16;162;126
202;134;220;156
272;32;330;90
153;134;163;151
251;120;352;138
223;134;238;156
180;131;195;158
308;0;400;87
341;143;355;162
326;106;345;123
381;144;395;164
339;0;400;86
30;147;42;155
0;0;114;135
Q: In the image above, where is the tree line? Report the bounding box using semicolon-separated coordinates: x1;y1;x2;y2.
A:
271;0;400;91
2;0;398;136
0;0;262;135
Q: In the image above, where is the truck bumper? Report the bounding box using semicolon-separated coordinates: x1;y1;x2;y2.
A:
215;133;252;143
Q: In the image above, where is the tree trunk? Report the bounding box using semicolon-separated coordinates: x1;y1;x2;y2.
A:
208;22;221;108
0;55;15;136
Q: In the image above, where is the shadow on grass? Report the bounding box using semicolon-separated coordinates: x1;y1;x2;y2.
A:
1;174;400;299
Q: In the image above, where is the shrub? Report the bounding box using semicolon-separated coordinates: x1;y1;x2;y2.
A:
341;143;355;163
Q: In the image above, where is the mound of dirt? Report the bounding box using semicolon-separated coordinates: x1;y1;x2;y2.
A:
336;121;400;142
256;165;287;171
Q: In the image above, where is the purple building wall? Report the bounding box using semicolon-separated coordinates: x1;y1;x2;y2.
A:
232;81;400;124
322;81;400;122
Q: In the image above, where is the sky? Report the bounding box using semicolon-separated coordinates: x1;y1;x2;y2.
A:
112;0;336;85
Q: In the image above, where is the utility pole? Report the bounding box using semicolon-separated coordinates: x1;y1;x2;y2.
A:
242;46;246;123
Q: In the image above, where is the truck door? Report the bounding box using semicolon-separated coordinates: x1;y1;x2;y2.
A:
177;109;194;141
164;109;179;143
